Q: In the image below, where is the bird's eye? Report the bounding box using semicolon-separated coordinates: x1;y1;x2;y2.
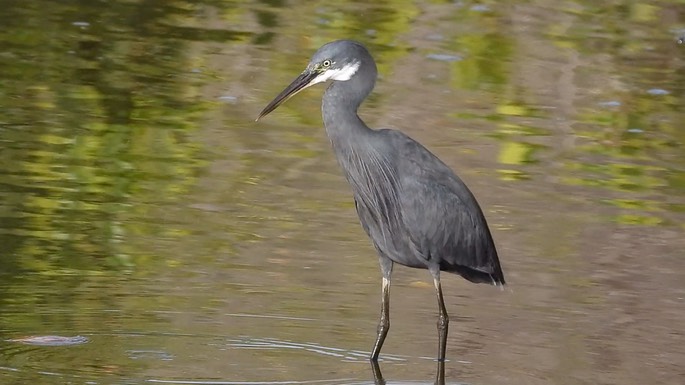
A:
322;60;331;68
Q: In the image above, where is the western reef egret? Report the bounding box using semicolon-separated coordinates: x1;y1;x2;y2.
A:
257;40;505;362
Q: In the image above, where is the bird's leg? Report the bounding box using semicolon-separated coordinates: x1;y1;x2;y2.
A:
434;359;445;385
371;258;393;361
370;276;391;361
370;359;386;385
434;276;449;362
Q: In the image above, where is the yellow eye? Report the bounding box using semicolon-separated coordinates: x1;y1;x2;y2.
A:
322;60;331;67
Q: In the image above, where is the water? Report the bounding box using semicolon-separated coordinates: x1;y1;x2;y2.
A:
1;1;684;384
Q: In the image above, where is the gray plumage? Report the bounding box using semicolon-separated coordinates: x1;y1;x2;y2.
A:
257;40;505;363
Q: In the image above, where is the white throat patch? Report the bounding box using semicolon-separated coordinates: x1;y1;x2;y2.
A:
312;62;360;85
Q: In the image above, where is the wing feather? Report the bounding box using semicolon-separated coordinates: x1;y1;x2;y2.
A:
383;129;504;283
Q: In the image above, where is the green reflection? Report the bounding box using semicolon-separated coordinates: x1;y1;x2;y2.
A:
0;0;220;273
449;24;513;92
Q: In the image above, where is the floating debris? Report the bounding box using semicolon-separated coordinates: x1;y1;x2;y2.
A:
670;27;685;44
598;100;622;107
647;88;669;95
471;4;491;12
8;335;89;346
426;53;463;62
218;95;238;104
127;350;174;361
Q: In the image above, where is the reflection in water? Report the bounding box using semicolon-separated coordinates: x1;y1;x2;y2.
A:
0;0;684;385
371;360;447;385
0;0;209;273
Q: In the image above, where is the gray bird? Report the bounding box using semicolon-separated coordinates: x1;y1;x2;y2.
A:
257;40;505;362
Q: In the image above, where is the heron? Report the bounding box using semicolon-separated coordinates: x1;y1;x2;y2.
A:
257;40;505;362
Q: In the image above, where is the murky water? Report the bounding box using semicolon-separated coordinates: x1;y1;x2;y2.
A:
1;1;684;384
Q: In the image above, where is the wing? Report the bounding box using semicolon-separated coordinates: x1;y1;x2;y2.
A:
381;129;505;284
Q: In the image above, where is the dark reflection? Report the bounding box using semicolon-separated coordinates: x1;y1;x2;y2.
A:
253;31;276;45
255;10;278;28
370;359;446;385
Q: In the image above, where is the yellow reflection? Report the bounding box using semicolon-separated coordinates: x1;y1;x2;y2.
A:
614;214;663;226
630;3;658;22
498;141;536;165
496;104;530;117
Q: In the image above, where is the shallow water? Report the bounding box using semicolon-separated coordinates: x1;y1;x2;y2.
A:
1;1;684;384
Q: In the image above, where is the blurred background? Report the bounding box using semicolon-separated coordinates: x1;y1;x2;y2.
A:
0;0;683;384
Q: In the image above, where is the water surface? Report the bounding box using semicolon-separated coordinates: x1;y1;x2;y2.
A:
1;1;684;384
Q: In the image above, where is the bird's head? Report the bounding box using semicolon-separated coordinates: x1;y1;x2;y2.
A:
256;40;372;121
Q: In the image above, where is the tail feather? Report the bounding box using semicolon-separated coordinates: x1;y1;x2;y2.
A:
444;263;506;286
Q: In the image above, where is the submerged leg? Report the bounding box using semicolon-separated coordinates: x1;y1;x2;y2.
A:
434;359;445;385
370;359;386;385
433;275;449;362
370;258;393;361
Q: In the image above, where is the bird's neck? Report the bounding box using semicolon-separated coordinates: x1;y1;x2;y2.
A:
321;77;374;152
321;78;385;200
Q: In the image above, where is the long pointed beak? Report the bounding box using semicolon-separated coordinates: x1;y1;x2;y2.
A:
256;70;319;121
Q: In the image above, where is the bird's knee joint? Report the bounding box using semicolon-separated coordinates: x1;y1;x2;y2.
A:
437;315;449;329
377;322;390;334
